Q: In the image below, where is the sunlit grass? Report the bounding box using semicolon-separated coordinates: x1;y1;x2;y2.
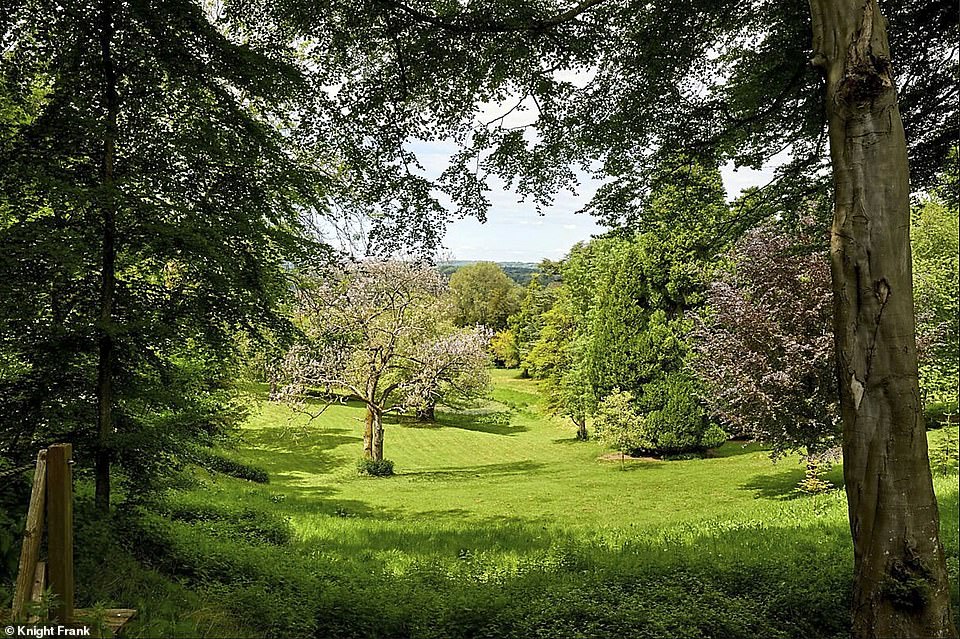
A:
120;369;958;638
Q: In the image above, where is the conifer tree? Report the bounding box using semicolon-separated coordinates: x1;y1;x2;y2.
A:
0;0;324;507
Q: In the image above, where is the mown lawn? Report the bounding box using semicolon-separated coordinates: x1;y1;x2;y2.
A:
83;369;958;638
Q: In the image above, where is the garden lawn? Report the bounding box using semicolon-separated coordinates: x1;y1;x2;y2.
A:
104;369;958;638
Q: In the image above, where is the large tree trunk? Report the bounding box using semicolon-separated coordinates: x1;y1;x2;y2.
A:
809;1;956;637
363;405;374;458
574;416;588;441
370;407;384;461
95;0;119;513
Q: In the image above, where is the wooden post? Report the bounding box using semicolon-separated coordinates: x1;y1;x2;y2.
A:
46;443;74;623
27;561;47;624
12;449;47;619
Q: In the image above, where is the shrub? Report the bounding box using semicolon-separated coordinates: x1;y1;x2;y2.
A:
594;383;727;460
634;372;726;455
357;458;395;477
930;428;959;477
796;456;836;495
193;448;269;483
701;424;728;449
925;401;959;430
593;391;643;465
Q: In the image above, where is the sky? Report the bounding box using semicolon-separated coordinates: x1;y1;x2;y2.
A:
414;92;781;264
433;156;776;263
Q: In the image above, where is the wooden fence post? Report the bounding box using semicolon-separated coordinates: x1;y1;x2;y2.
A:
46;443;73;623
11;449;47;619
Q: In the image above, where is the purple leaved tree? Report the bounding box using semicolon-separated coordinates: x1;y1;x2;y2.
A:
691;225;840;464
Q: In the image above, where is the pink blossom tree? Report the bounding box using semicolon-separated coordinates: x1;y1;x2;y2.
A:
276;260;490;462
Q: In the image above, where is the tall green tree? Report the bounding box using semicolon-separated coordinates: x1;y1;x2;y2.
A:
912;184;959;409
0;0;323;508
588;161;731;454
447;261;520;329
508;275;555;377
525;286;592;439
584;239;720;455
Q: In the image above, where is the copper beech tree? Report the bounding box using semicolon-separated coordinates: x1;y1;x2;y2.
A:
692;225;839;462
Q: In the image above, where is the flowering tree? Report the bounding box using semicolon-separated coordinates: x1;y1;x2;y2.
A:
405;327;492;421
276;260;489;462
691;226;840;461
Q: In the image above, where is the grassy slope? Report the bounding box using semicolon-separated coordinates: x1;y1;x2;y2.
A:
115;369;958;638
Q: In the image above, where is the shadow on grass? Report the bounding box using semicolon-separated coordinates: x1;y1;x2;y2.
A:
288;495;400;520
437;409;528;436
741;468;806;501
119;500;876;639
118;475;960;639
742;463;846;501
608;459;667;471
397;418;443;429
401;460;545;480
242;427;361;476
313;514;567;557
707;441;770;458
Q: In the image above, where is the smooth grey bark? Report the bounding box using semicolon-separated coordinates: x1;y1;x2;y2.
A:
95;0;119;513
809;1;956;636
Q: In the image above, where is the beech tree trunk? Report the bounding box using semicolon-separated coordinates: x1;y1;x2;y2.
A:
809;1;956;636
95;0;119;513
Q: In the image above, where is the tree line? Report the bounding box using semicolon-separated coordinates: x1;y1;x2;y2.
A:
490;158;958;476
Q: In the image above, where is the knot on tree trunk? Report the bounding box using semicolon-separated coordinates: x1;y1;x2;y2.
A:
839;55;892;104
838;0;893;105
881;543;934;612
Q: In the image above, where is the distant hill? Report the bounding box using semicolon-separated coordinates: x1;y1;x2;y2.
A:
437;261;541;285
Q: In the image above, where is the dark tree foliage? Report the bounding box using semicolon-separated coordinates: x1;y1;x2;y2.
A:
524;160;733;453
0;0;326;501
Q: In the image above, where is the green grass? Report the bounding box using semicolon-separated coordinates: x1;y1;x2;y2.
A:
99;369;958;638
